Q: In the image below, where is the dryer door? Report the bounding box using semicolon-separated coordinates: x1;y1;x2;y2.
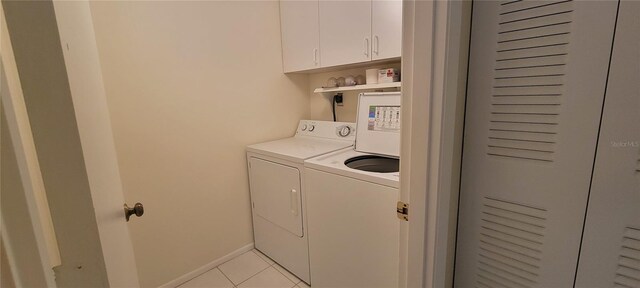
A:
249;157;303;237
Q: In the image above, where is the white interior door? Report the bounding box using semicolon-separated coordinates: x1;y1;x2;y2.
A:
575;2;640;287
319;0;372;67
53;2;140;286
249;157;303;237
45;1;139;287
455;1;618;287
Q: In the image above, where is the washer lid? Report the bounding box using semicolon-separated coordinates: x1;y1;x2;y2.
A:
247;137;353;163
304;148;400;188
355;92;401;157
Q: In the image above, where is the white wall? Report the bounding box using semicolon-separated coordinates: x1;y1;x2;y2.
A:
309;62;400;122
88;1;310;287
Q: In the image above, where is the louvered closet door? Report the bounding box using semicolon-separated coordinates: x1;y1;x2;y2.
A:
574;2;640;287
455;1;618;287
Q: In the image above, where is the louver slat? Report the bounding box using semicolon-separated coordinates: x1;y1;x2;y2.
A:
488;0;574;162
476;197;547;288
615;227;640;288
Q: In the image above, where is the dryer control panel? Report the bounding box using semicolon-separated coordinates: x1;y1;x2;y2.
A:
296;120;356;141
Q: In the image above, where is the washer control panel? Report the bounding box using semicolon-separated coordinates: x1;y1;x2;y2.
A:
296;120;355;141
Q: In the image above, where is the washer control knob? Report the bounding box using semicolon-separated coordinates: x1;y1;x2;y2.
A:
301;124;308;131
308;125;315;132
338;126;352;137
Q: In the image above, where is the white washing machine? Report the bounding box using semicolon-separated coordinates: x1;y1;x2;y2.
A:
304;92;402;288
246;120;355;284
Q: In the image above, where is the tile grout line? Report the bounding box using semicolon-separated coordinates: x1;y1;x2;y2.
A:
209;249;301;288
215;267;236;288
173;265;221;288
232;265;272;287
226;250;273;287
253;249;276;267
253;250;302;287
272;264;301;286
214;250;252;288
176;249;290;288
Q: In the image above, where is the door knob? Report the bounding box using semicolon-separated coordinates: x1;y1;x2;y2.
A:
124;202;144;222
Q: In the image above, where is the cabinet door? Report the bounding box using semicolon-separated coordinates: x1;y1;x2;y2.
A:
574;2;640;287
454;1;618;287
249;157;303;237
372;0;402;60
319;0;371;67
280;0;320;73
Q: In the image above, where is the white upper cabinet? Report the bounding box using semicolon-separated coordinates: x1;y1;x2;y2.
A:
279;0;402;73
319;0;372;67
371;0;402;60
280;0;320;73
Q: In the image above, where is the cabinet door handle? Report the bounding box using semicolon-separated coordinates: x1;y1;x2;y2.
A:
374;35;379;55
364;38;370;57
313;48;319;66
290;189;299;216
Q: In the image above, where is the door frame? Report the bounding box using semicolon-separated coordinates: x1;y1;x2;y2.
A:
1;2;60;286
401;1;471;287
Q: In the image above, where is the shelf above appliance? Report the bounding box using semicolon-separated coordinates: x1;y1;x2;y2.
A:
313;82;401;94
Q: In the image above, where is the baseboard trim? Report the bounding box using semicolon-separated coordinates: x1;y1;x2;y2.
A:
158;242;255;288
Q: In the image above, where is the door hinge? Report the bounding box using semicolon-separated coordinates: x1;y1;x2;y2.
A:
397;201;408;221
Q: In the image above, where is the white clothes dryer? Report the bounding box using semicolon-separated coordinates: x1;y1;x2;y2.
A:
246;120;355;284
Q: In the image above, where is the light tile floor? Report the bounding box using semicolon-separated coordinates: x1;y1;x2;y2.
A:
176;249;309;288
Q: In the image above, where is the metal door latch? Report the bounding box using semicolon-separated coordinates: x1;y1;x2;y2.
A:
397;201;408;221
